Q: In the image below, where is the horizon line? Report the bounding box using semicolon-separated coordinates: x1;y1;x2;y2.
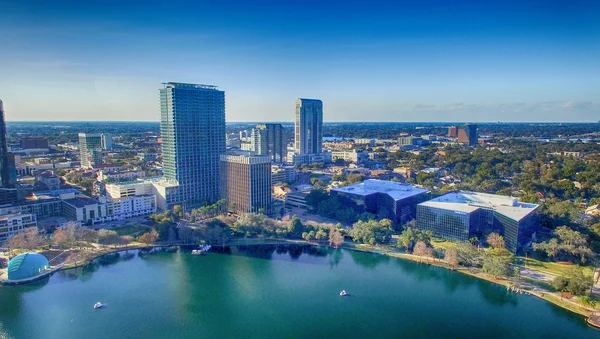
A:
5;120;600;124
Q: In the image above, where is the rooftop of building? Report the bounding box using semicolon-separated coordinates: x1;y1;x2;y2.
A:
332;179;430;201
62;197;100;208
419;191;539;221
162;82;218;90
106;181;150;188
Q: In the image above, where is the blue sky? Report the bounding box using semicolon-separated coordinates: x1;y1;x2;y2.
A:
1;0;599;122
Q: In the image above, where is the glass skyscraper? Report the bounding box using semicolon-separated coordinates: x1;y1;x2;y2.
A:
294;98;323;155
159;82;225;210
78;133;103;168
0;99;11;188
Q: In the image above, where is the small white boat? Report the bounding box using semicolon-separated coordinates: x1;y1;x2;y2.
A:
94;302;103;309
340;290;348;297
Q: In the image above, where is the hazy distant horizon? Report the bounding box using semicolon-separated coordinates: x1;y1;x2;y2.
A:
5;120;600;124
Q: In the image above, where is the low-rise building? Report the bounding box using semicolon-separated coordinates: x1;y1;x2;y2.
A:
98;169;145;183
105;181;153;200
416;191;539;253
331;179;430;227
62;195;157;225
285;191;309;209
331;150;368;164
36;171;61;190
354;138;376;147
0;213;37;242
271;165;297;184
292;152;332;165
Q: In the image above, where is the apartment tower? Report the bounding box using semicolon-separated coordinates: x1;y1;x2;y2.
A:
294;98;323;155
159;82;226;210
78;133;104;168
251;123;285;163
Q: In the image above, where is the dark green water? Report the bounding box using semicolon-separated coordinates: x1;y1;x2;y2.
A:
0;246;597;339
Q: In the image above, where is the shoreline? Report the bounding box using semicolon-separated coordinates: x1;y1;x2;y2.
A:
2;240;596;320
342;243;596;318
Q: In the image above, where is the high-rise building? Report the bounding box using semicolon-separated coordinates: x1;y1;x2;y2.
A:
159;82;226;210
101;134;113;150
448;126;458;138
78;133;104;168
457;124;478;146
251;123;285;163
0;100;20;205
294;98;323;155
220;154;272;215
0;99;12;188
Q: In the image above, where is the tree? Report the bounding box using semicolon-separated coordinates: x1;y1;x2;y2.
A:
315;228;328;241
51;228;70;249
173;205;183;219
482;254;513;279
97;229;120;247
233;213;270;237
203;220;233;246
287;216;304;237
486;232;505;249
121;235;134;248
349;219;393;245
552;267;593;296
329;226;345;248
413;240;429;262
305;189;328;210
398;226;432;252
455;242;483;267
138;229;159;245
533;226;593;263
445;247;459;269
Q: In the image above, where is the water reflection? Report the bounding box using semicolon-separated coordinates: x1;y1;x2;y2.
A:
217;244;329;261
347;249;390;269
328;249;343;269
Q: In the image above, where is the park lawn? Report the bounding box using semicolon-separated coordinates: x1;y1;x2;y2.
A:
114;224;149;236
430;238;461;251
516;256;594;276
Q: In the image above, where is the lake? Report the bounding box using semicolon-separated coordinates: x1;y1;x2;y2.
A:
0;245;597;338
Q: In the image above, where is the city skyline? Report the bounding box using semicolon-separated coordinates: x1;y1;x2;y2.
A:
1;1;599;122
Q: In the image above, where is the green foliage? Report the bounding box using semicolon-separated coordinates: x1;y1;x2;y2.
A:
455;242;483;267
202;219;233;245
233;213;270;237
482;253;513;278
397;226;433;251
316;196;362;224
533;226;593;263
349;219;393;245
305;189;329;210
97;229;121;246
580;295;596;307
552;267;593;296
286;216;305;237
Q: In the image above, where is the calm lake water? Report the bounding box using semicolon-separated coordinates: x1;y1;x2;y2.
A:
0;245;597;339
